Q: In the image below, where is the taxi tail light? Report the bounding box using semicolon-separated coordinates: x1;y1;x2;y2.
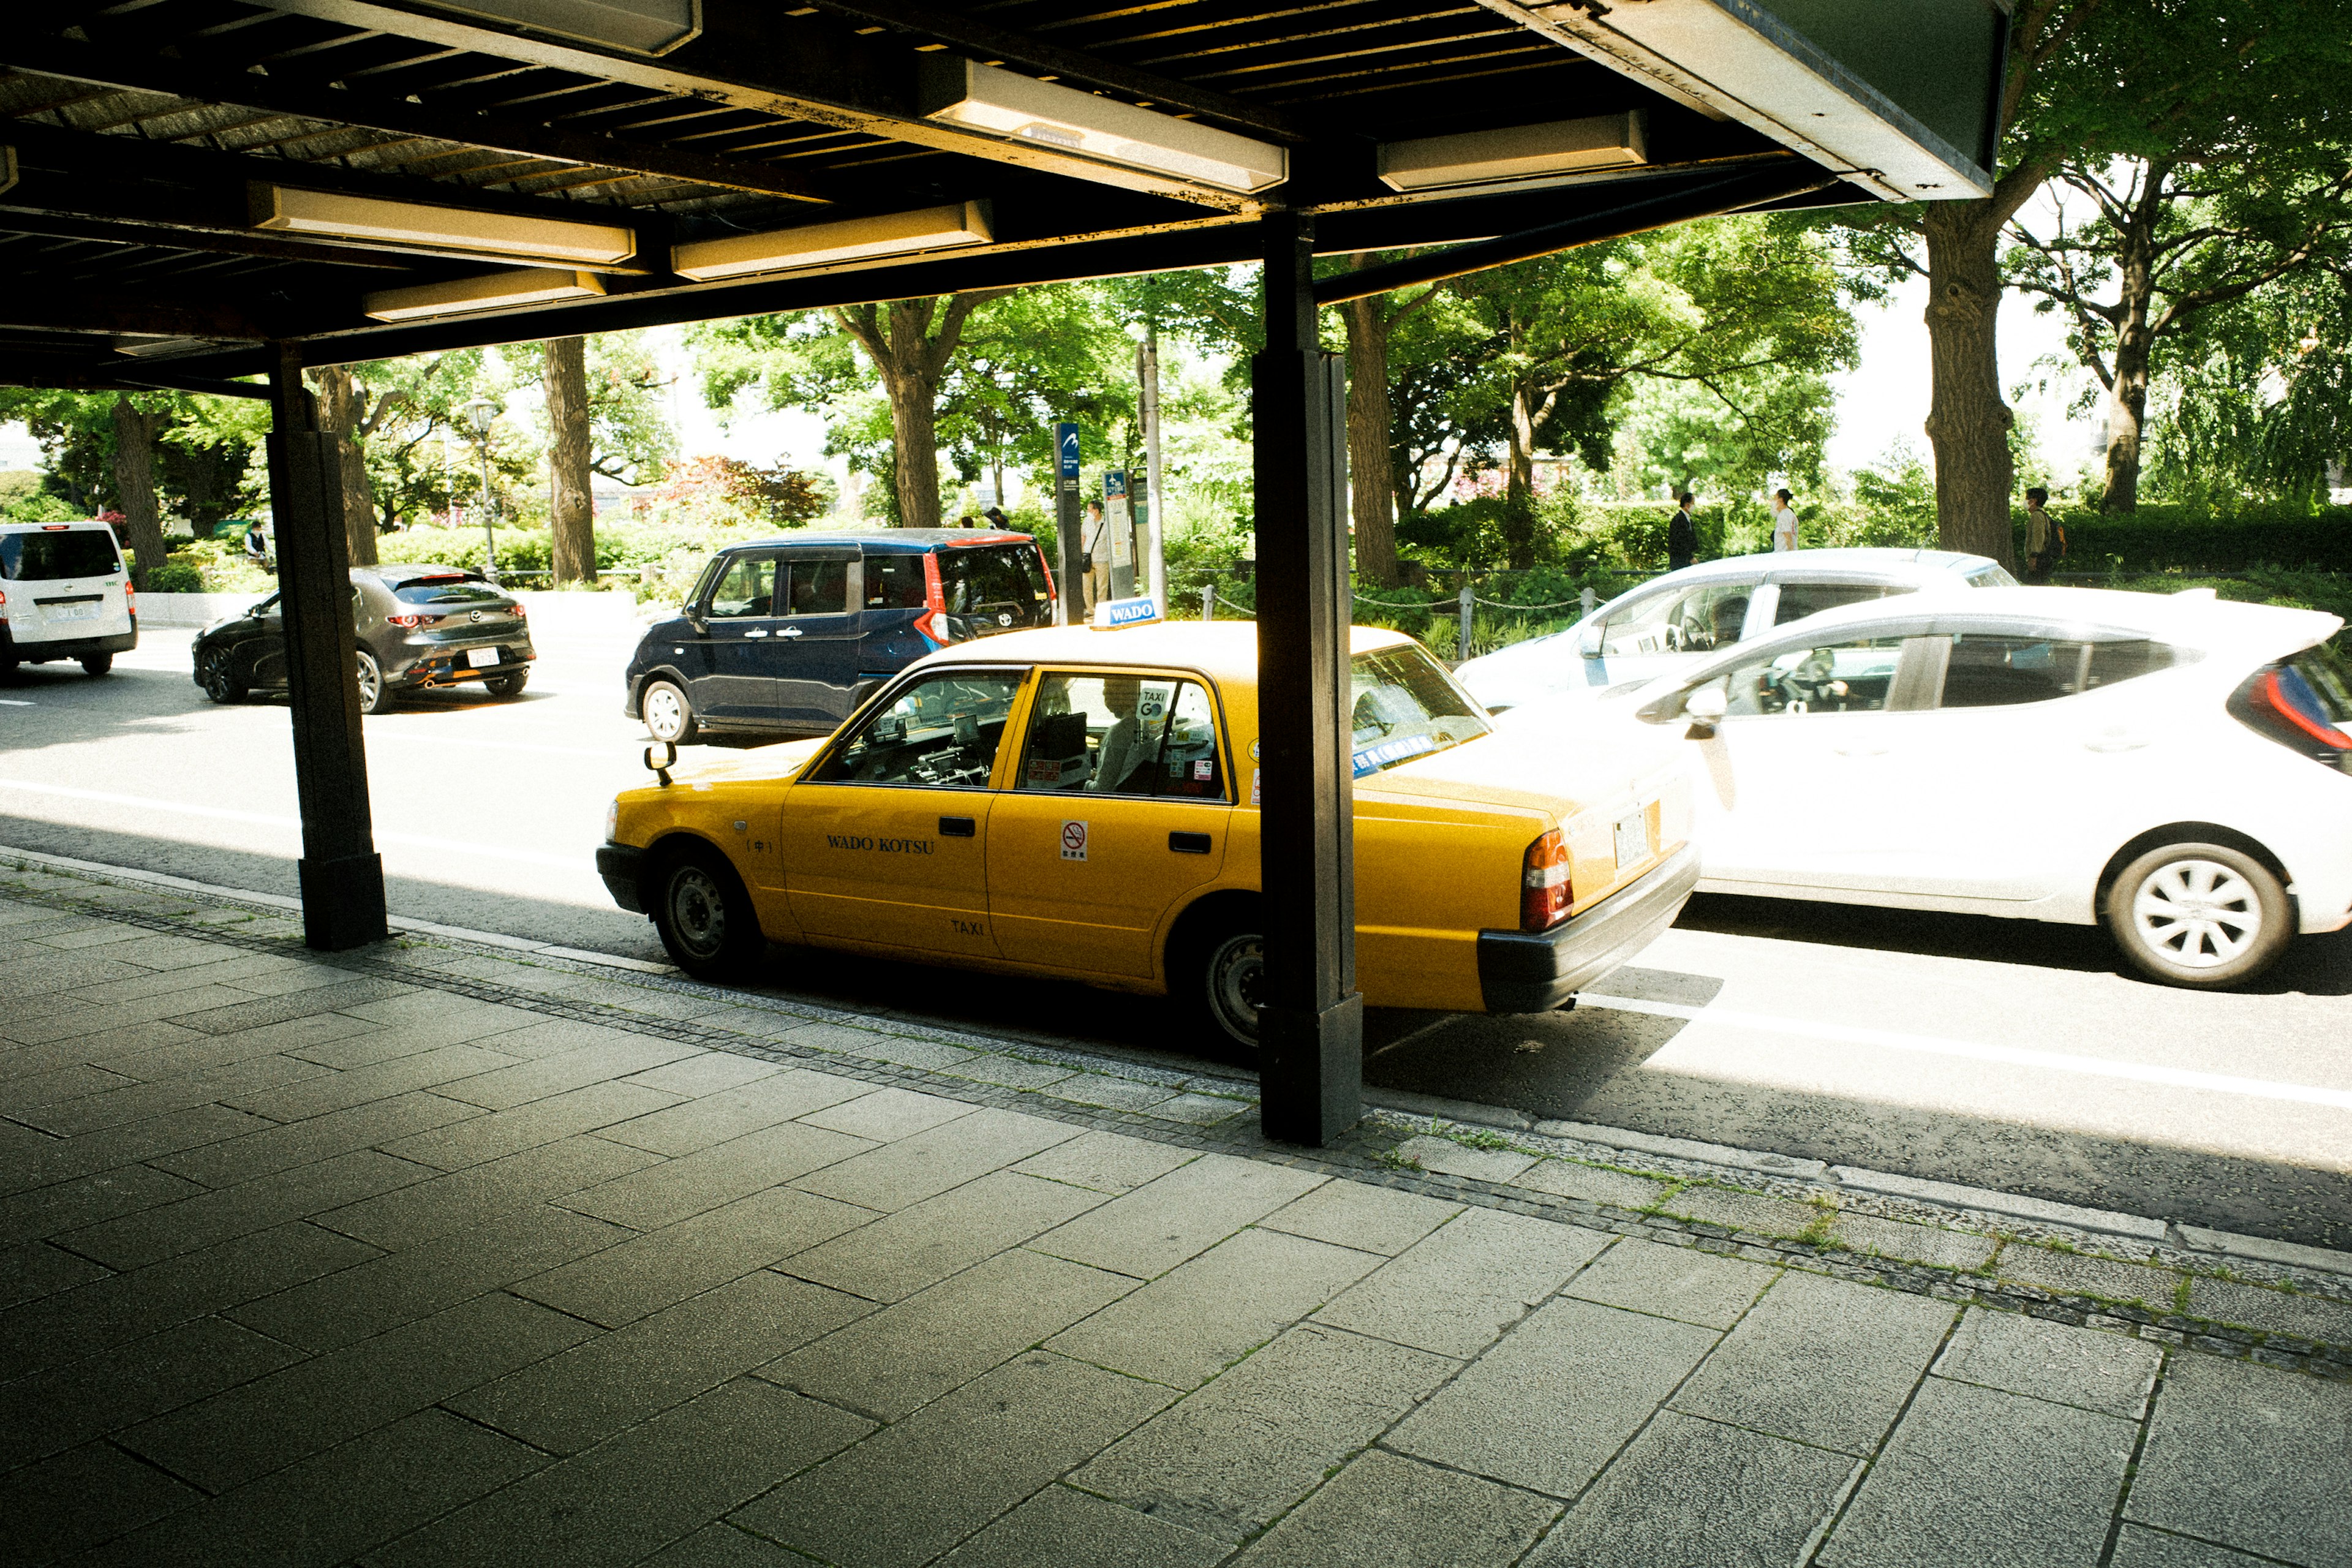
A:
1521;829;1574;932
2230;663;2352;769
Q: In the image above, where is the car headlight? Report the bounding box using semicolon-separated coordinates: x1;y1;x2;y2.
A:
603;798;619;844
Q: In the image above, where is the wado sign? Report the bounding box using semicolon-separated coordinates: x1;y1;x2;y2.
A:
1093;596;1159;628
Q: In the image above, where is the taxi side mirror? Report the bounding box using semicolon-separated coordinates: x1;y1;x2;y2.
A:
1682;684;1727;739
644;741;677;786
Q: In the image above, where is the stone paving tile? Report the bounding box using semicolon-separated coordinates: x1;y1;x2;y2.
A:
771;1247;1137;1420
1832;1212;1999;1271
1819;1376;2137;1568
1258;1177;1461;1257
1388;1296;1716;1499
516;1186;875;1328
173;978;419;1038
1390;1133;1537;1184
1664;1183;1827;1238
431;1036;704;1112
1526;1409;1856;1568
560;1120;875;1231
623;1052;784;1097
641;1522;819;1567
1074;1322;1455;1542
782;1169;1110;1303
59;1147;434;1270
0;949;151;1002
68;955;298;1006
0;1019;195;1083
1031;1153;1325;1280
0;1222;377;1382
429;953;600;993
221;1042;522;1123
0;1160;205;1246
791;1107;1082;1214
121;1290;598;1492
738;1351;1174;1568
322;990;548;1053
0;1237;111;1310
1039;1072;1180;1112
1933;1308;2163;1419
368;1378;872;1568
2108;1525;2280;1567
560;976;737;1020
0;1061;138;1112
455;1016;677;1063
797;1085;975;1142
2127;1350;2352;1567
1563;1236;1779;1330
0;1436;206;1566
945;1055;1077;1091
379;1081;684;1170
77;1406;549;1568
781;1022;975;1073
1144;1093;1252;1127
1313;1207;1609;1359
679;1005;823;1042
148;1090;483;1188
316;1133;662;1250
95;1012;383;1079
88;932;246;971
0;1314;307;1469
9;988;276;1047
1050;1226;1382;1389
1996;1243;2182;1307
936;1483;1225;1568
231;1204;635;1353
1011;1129;1196;1195
600;1069;876;1158
0;1102;270;1199
21;1051;330;1137
2184;1274;2352;1343
1233;1447;1561;1568
1670;1270;1956;1456
451;1269;872;1454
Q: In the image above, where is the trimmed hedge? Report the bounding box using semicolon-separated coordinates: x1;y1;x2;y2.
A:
2026;505;2352;572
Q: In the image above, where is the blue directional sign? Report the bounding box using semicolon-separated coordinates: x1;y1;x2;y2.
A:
1055;423;1080;479
1102;469;1128;498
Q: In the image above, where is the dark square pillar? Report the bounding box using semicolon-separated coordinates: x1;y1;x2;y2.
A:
266;349;387;951
1252;210;1362;1145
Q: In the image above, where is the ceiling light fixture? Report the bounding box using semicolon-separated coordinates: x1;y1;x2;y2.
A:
361;269;608;323
671;202;994;282
434;0;699;55
918;58;1286;195
1378;113;1648;194
251;185;638;267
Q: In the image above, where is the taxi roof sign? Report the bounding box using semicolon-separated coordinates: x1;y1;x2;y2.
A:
1091;595;1161;629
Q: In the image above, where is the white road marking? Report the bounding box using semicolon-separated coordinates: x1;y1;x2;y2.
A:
0;777;587;870
0;699;34;706
374;732;614;759
1580;992;2352;1112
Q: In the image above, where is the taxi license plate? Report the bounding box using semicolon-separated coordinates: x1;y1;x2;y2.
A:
45;603;97;623
466;646;501;668
1613;807;1650;870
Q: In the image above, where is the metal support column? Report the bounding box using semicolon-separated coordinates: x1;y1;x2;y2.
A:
266;348;388;951
1251;210;1362;1146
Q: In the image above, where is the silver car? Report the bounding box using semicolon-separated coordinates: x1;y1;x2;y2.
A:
1457;548;2015;712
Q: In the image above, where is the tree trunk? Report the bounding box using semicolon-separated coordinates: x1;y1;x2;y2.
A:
2098;190;2163;514
545;336;597;582
1920;202;2016;568
884;368;942;530
1500;379;1541;570
108;398;167;593
305;365;379;565
1340;295;1400;587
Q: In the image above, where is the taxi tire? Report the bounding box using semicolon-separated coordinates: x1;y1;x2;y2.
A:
650;846;764;982
1175;914;1264;1052
2104;841;2291;989
643;678;698;744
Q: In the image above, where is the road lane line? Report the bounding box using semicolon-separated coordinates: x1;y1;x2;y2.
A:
1580;992;2352;1112
0;699;34;706
0;777;587;870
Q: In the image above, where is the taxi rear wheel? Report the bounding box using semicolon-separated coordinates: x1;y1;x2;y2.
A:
2105;842;2290;989
1183;924;1264;1051
651;847;763;981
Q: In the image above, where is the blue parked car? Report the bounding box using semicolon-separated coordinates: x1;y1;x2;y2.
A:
624;529;1057;743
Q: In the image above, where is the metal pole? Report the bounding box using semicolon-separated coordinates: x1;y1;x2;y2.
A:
476;437;502;585
1141;322;1167;614
1202;580;1216;622
1053;421;1082;625
1458;584;1474;663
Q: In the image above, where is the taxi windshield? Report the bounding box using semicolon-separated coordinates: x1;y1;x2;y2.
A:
1349;644;1491;777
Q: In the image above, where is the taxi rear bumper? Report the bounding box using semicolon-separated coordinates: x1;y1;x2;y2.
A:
597;842;649;914
1476;842;1700;1013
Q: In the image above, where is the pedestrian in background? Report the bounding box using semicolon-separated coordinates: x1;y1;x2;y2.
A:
1771;488;1798;552
1668;492;1698;572
1084;497;1111;611
983;505;1011;530
2023;487;2056;583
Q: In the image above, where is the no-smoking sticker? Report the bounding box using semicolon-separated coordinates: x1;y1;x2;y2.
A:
1060;820;1089;861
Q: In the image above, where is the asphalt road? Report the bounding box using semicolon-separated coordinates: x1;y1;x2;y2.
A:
5;611;2348;1247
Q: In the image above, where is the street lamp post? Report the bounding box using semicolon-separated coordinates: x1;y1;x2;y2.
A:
463;396;502;584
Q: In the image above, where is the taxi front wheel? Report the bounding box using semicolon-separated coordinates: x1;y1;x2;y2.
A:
651;848;764;981
1182;924;1264;1050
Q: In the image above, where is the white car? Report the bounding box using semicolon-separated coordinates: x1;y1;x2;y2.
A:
1457;548;2014;713
0;520;137;678
1611;586;2351;987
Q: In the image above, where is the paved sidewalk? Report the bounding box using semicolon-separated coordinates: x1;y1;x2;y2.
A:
2;862;2349;1567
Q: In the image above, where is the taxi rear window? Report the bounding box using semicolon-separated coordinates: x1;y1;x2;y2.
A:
1351;644;1491;777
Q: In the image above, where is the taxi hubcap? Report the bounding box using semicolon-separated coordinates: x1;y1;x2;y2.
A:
1206;932;1264;1046
2133;859;2259;968
668;867;727;957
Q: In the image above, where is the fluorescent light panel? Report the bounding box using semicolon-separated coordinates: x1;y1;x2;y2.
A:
363;269;608;323
251;184;638;267
1378;113;1648;194
671;202;993;283
918;58;1286;195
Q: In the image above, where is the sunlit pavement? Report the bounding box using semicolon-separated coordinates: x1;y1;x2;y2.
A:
2;609;2347;1246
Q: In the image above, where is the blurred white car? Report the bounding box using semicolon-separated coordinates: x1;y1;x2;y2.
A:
1611;586;2351;988
1457;548;2014;713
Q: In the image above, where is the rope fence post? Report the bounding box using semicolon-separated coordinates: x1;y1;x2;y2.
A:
1457;584;1472;662
1201;581;1216;622
1580;586;1596;619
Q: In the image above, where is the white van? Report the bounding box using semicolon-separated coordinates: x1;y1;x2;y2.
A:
0;521;138;677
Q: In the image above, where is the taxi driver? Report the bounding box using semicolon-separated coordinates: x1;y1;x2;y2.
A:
1091;675;1150;793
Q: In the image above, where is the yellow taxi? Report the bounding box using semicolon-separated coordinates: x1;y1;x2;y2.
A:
597;622;1698;1046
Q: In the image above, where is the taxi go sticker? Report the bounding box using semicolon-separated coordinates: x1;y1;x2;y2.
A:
1060;821;1089;861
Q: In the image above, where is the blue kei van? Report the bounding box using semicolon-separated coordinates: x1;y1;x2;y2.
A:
624;530;1057;743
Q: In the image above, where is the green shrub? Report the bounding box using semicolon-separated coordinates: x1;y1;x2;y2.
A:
145;556;206;594
2025;505;2352;572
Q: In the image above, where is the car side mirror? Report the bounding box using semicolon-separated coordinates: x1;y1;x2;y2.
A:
1683;684;1727;739
1577;631;1601;658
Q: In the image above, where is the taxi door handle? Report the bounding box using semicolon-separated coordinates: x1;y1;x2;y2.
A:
1169;831;1213;854
940;816;976;838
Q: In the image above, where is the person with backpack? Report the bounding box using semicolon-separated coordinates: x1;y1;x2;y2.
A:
2023;488;2064;583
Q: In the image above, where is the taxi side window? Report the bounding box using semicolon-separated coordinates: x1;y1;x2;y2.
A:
706;555;777;619
1017;674;1224;799
805;671;1023;789
1716;635;1909;717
